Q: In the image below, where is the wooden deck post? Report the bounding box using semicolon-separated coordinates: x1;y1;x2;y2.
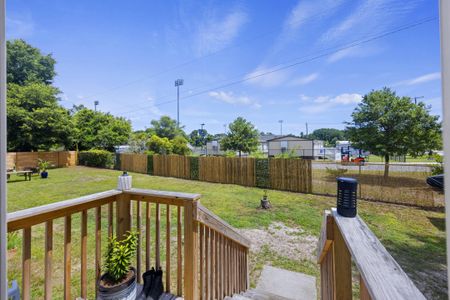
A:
116;193;131;240
183;199;199;300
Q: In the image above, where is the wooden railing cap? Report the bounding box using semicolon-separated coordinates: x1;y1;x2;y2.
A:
196;203;251;248
331;208;426;300
124;188;201;201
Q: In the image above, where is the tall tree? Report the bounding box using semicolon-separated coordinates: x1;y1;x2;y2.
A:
7;39;56;85
346;88;441;177
7;83;74;151
147;116;185;140
307;128;346;146
189;129;212;147
72;108;132;151
221;117;259;157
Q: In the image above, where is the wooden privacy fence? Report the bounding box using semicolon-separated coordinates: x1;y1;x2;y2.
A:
153;154;191;179
7;151;77;170
120;153;148;174
116;154;313;194
199;156;255;187
270;158;313;193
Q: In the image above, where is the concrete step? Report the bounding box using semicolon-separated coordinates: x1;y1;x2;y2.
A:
254;266;316;300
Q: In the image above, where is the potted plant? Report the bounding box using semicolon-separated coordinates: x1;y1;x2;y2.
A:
261;189;271;209
98;231;138;300
38;159;50;179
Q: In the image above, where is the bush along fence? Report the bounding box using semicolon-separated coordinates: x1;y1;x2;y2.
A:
115;154;312;194
6;151;77;170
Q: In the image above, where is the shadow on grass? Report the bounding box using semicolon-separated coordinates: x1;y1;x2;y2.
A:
382;232;447;299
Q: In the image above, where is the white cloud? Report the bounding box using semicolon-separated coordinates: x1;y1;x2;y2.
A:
321;0;419;43
6;14;34;38
299;93;362;113
397;72;441;86
289;73;319;86
147;97;163;116
195;9;248;55
208;91;261;109
245;66;290;88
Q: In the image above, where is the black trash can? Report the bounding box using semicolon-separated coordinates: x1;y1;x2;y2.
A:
336;177;358;217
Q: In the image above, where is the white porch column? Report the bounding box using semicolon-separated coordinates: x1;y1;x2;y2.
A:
439;0;450;291
0;0;6;298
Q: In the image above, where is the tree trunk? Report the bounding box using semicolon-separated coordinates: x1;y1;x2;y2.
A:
239;150;241;157
384;154;390;178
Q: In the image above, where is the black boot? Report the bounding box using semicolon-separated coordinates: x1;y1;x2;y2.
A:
147;267;164;300
137;268;155;299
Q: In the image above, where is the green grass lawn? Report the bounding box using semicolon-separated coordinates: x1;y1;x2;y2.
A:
366;154;437;163
7;166;447;299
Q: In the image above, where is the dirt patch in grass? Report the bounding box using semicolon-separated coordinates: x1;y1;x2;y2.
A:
239;222;318;262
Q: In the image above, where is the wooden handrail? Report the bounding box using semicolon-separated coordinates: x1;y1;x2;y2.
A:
317;208;426;300
125;188;201;205
7;190;121;231
196;203;251;248
7;188;249;300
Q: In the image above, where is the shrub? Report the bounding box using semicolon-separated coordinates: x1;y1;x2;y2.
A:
79;150;114;168
103;231;138;283
114;153;121;170
325;167;348;177
190;156;199;180
255;158;270;188
147;154;154;175
432;154;444;175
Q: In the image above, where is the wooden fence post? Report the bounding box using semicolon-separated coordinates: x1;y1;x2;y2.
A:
184;199;199;300
333;221;352;300
116;193;131;240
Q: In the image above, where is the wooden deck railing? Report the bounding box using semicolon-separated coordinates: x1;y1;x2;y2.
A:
317;208;426;300
7;188;251;300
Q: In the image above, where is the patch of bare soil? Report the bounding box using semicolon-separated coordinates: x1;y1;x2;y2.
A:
238;222;318;261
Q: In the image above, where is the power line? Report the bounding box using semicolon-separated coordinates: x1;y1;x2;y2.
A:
80;1;350;102
118;16;437;117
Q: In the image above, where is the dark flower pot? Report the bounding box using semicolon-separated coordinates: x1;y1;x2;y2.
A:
40;171;48;179
97;267;137;300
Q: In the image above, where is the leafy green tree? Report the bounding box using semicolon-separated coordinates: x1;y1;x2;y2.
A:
189;129;212;147
7;83;73;151
346;88;441;177
307;128;346;146
146;135;173;154
147;116;185;140
7;39;56;85
221;117;259;157
72;108;131;151
172;136;191;155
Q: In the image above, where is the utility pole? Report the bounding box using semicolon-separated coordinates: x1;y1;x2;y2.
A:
306;122;309;136
200;123;206;155
223;124;227;134
94;100;99;112
174;79;184;128
278;120;283;135
413;96;424;105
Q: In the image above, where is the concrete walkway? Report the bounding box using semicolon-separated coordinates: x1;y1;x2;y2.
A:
255;266;316;300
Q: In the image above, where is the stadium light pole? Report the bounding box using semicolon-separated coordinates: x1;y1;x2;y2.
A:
94;100;99;112
278;120;283;135
439;0;450;291
175;79;184;128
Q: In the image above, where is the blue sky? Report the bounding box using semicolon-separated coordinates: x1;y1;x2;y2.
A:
6;0;442;135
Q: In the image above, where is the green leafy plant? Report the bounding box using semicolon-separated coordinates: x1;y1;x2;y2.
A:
78;149;114;168
103;231;138;283
7;232;20;250
190;156;199;180
255;158;270;188
325;167;348;177
37;159;50;172
432;154;444;175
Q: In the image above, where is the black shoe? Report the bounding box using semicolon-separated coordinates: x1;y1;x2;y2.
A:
147;267;164;300
137;268;155;299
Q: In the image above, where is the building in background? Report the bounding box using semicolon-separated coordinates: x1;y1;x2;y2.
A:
267;135;324;159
